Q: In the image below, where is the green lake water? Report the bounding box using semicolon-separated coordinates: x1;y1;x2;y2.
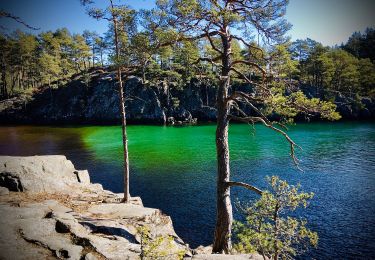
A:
1;122;374;259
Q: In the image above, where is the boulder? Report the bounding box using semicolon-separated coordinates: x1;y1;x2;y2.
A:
0;186;10;195
87;203;158;219
0;155;89;193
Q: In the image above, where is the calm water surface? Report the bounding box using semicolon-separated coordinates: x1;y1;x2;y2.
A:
0;122;374;259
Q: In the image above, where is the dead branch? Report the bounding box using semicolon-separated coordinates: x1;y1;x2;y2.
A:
0;10;39;30
229;67;271;95
230;34;265;58
231;60;266;78
228;115;302;170
194;57;223;68
225;181;263;195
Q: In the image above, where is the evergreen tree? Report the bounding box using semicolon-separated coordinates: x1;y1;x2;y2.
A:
234;176;318;260
155;0;339;253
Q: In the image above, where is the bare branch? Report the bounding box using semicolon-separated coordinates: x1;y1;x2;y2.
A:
0;10;39;30
231;60;266;78
228;115;302;170
229;91;271;124
230;67;270;95
205;30;223;55
159;30;220;48
194;57;223;68
230;34;265;58
225;181;263;195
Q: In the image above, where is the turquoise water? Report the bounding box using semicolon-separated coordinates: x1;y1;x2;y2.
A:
1;122;374;259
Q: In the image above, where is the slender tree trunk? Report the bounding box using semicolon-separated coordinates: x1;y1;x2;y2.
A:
111;0;130;203
142;65;146;83
212;29;233;254
11;74;16;95
273;205;280;260
1;56;7;99
206;85;209;106
92;44;95;67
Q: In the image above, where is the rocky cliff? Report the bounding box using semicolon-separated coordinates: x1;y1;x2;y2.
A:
0;70;373;125
0;70;218;125
0;155;263;260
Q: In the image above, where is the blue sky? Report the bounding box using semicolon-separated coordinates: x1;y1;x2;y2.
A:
0;0;374;46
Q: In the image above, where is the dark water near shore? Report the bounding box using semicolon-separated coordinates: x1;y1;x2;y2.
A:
1;122;374;259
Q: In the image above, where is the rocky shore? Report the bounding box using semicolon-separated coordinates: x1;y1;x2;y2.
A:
0;155;262;260
0;69;373;125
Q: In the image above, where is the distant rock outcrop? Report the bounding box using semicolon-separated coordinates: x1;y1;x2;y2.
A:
0;71;217;125
1;70;373;124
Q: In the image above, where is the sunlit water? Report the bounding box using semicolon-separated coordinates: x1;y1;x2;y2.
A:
1;122;374;259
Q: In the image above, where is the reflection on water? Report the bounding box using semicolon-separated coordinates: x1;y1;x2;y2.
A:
0;122;374;259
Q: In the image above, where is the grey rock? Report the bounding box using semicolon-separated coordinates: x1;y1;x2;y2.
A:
0;186;9;195
84;252;99;260
0;155;191;260
74;170;90;184
19;218;83;259
0;204;50;260
87;203;158;219
0;155;90;193
191;254;264;260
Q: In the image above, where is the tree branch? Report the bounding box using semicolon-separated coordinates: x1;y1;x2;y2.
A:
228;115;302;170
231;60;266;78
194;57;223;68
205;30;223;55
230;34;265;58
225;181;263;195
230;67;270;95
0;10;39;30
158;30;220;48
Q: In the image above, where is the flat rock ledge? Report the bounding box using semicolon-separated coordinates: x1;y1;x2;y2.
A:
0;155;263;260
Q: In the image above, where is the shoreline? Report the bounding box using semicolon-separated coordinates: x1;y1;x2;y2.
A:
1;118;374;128
0;155;263;260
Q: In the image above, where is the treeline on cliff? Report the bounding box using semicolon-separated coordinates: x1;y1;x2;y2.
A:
0;22;374;118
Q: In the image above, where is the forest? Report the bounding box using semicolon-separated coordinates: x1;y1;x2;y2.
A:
1;18;374;103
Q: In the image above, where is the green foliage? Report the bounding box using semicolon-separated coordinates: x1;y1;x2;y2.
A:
233;176;318;260
343;28;375;62
137;225;185;260
324;49;360;93
264;82;341;121
0;27;97;96
270;43;299;79
358;58;375;96
291;36;375;99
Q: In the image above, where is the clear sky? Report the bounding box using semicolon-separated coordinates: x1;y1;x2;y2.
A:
0;0;374;46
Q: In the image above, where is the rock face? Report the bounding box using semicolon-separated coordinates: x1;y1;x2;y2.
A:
1;70;374;124
0;72;214;125
0;155;263;260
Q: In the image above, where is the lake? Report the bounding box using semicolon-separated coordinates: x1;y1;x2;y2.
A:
0;122;374;259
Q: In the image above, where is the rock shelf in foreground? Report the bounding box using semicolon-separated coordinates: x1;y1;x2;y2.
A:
0;155;263;260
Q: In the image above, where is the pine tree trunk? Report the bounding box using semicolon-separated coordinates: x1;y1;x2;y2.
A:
92;44;95;67
111;0;130;203
1;57;7;99
118;67;130;202
212;88;232;253
212;30;233;253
